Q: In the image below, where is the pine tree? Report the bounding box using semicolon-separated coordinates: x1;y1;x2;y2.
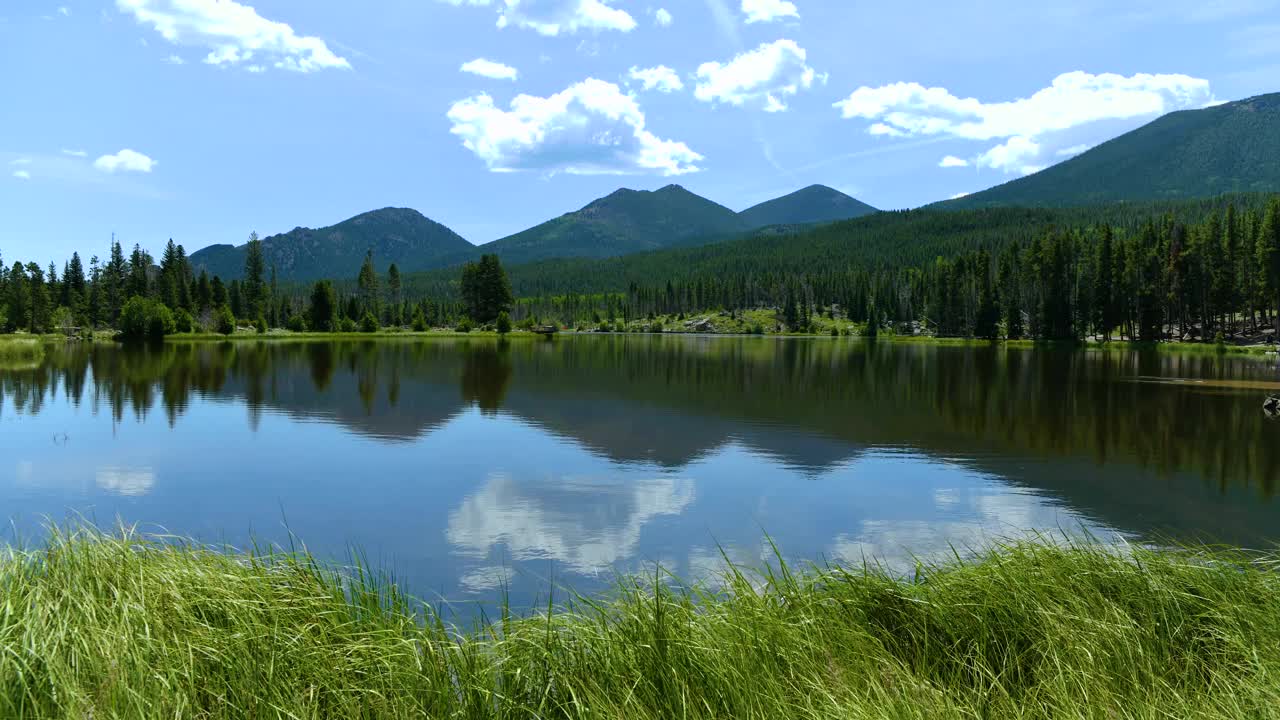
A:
105;238;127;323
26;262;50;333
242;232;265;319
6;262;27;333
387;263;402;326
126;244;151;300
1259;198;1280;333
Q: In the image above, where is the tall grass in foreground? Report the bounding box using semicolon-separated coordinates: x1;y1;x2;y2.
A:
2;528;1279;719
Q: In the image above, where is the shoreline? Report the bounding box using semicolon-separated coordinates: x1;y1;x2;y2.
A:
3;329;1276;356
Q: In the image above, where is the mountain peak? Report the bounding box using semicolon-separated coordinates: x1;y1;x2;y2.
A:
190;208;471;281
738;185;879;227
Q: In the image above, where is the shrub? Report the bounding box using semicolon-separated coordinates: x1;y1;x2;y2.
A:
287;314;307;332
496;312;512;335
173;308;194;334
339;318;357;333
255;314;267;334
455;318;473;333
360;312;379;333
215;306;236;336
411;309;428;332
119;297;176;341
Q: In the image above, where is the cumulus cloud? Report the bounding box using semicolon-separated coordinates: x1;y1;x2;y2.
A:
694;39;821;112
976;136;1042;174
654;7;673;26
938;155;969;168
94;149;156;173
629;65;683;93
439;0;636;35
741;0;799;23
12;170;31;180
461;57;519;80
447;78;702;175
447;473;695;575
116;0;350;72
834;71;1212;174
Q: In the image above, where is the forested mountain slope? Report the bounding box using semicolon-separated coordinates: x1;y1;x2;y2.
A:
945;93;1280;209
190;208;473;281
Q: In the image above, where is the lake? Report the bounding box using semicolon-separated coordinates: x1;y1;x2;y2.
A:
3;336;1279;611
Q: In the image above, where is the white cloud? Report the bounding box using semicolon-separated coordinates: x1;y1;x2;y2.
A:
447;78;702;176
115;0;350;73
460;57;519;80
61;149;88;157
949;192;970;200
741;0;799;23
440;0;636;35
975;136;1041;175
654;7;673;26
9;157;32;166
446;473;694;575
834;71;1213;174
939;155;969;168
694;39;821;112
163;53;185;64
1056;143;1092;157
96;468;156;496
94;149;156;174
12;170;31;180
629;65;683;93
58;6;71;16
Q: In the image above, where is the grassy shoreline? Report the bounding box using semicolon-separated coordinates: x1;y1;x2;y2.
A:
3;529;1279;718
4;329;1276;357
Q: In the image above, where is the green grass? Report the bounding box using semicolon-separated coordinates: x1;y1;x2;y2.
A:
0;337;47;367
4;528;1280;719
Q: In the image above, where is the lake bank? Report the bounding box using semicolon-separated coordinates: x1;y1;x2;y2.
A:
3;529;1278;719
5;326;1277;355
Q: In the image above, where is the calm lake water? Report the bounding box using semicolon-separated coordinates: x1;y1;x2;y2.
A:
3;336;1279;609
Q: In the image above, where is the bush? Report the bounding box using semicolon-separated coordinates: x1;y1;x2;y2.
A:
648;321;664;334
339;318;357;333
496;312;512;335
215;306;236;336
749;323;764;335
119;297;176;341
50;307;76;336
173;308;194;334
455;318;473;333
255;314;267;334
360;312;379;333
411;309;428;332
287;314;307;332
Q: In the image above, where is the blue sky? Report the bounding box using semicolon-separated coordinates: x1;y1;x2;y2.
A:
2;0;1278;263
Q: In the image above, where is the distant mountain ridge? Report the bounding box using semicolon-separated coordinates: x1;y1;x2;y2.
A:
190;207;473;282
480;185;745;267
190;185;879;280
944;92;1280;209
738;185;878;227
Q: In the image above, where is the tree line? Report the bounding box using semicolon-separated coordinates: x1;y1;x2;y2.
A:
3;193;1276;342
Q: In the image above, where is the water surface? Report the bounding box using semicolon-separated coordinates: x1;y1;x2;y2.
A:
3;336;1278;608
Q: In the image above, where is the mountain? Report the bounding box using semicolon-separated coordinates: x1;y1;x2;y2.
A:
189;207;473;281
478;185;746;267
738;184;878;227
945;92;1280;209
